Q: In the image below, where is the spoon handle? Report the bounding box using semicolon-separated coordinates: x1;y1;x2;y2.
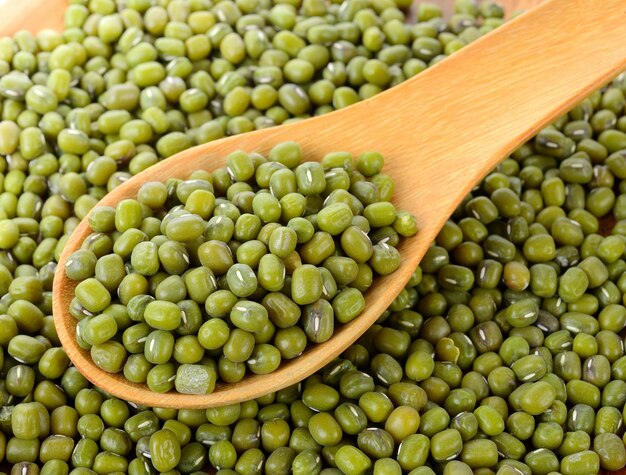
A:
354;0;626;235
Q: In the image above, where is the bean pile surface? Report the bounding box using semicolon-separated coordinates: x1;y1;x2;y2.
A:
0;0;625;474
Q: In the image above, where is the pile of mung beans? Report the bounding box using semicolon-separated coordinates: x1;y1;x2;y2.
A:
0;0;625;473
64;142;417;394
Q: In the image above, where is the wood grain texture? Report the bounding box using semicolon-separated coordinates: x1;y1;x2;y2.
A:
0;0;66;35
47;0;626;413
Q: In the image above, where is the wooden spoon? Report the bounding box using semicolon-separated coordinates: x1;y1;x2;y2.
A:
49;0;626;409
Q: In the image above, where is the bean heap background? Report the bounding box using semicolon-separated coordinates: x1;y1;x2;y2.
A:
0;0;625;474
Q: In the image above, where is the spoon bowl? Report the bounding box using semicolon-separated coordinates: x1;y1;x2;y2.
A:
49;0;626;408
